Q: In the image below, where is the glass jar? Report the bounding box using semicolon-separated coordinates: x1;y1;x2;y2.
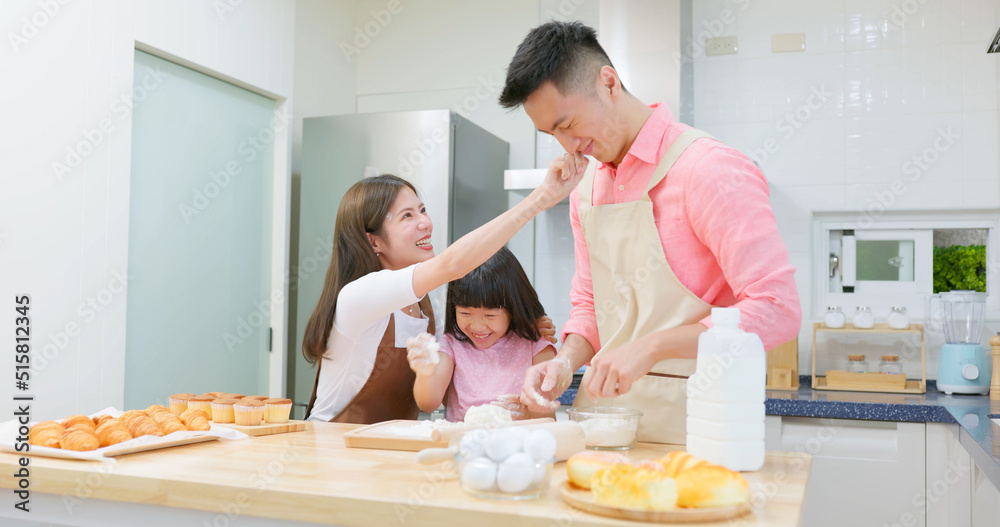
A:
847;354;867;373
852;306;875;329
887;306;909;330
823;306;846;329
879;355;902;375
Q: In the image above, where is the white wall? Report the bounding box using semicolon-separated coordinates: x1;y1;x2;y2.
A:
691;0;1000;373
0;0;297;419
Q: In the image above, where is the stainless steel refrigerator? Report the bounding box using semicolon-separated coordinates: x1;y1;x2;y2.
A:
290;110;510;417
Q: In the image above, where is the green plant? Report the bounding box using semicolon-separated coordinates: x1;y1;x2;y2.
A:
933;244;986;293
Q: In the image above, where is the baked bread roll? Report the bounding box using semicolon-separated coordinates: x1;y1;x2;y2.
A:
60;430;99;451
95;420;133;447
179;408;211;431
28;422;64;448
591;462;678;511
566;451;630;490
658;452;749;507
62;415;96;431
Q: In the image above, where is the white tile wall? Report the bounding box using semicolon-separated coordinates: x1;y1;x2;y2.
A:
693;0;1000;374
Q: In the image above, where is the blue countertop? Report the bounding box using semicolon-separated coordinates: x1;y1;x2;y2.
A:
560;378;1000;489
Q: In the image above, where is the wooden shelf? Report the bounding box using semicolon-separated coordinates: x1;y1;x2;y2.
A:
814;322;923;334
813;376;927;394
812;322;926;394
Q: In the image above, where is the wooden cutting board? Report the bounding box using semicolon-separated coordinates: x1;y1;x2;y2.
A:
214;420;312;437
342;420;452;451
559;482;752;523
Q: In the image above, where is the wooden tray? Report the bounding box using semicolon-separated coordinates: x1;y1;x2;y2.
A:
343;420;453;451
215;420;312;437
559;482;752;523
104;434;218;457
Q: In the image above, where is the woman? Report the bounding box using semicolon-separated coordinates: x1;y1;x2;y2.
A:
303;156;586;423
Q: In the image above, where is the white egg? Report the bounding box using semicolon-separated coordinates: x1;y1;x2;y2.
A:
485;429;520;462
506;426;530;451
461;457;497;491
497;453;536;493
458;429;489;459
531;464;548;486
522;429;557;461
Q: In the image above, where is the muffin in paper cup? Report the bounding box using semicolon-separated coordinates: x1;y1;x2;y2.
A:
263;398;292;423
234;399;265;426
210;398;240;424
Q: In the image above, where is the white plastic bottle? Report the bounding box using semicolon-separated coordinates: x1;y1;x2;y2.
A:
686;307;766;472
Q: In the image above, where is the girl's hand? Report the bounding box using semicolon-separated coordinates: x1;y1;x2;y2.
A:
521;356;573;412
532;152;588;210
535;316;558;344
490;394;528;420
405;332;440;377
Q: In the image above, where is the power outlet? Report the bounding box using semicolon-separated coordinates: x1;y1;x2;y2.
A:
705;36;738;56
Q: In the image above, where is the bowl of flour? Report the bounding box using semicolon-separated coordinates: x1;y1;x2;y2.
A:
566;407;642;450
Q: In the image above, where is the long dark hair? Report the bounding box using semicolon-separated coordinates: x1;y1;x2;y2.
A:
445;246;545;343
302;174;418;364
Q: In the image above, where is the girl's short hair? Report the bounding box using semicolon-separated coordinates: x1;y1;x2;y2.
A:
445;246;546;343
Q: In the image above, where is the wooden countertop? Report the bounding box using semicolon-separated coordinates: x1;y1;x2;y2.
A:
0;423;811;526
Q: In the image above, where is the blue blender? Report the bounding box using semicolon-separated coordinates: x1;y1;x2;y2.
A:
927;291;992;395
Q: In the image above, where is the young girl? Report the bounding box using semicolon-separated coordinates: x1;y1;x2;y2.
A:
406;247;557;422
303;159;581;424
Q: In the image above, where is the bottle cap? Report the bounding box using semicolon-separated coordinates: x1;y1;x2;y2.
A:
881;355;899;361
711;307;740;327
848;354;865;361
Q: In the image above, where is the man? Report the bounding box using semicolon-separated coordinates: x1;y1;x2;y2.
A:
501;21;801;443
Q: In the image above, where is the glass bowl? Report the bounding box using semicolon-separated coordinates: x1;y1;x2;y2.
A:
567;406;642;450
457;454;553;500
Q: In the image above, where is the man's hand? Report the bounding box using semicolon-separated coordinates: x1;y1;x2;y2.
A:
584;341;657;398
521;357;573;412
405;332;440;377
536;316;557;344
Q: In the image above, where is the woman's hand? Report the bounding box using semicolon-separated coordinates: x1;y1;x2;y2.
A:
405;332;440;377
490;393;528;420
531;152;589;210
535;316;557;344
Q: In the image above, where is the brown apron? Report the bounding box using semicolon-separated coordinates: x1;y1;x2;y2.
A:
305;296;434;424
573;128;718;444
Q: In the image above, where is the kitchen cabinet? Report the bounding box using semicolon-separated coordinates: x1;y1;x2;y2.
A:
765;416;927;527
972;462;1000;527
925;423;973;527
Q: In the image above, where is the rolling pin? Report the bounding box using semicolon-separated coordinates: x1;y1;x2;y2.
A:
416;421;586;464
430;417;554;443
990;332;1000;401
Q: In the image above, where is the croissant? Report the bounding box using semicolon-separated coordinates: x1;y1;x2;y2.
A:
60;430;99;451
149;409;175;424
120;410;149;425
127;417;165;438
28;423;64;448
62;415;96;431
146;404;171;415
94;415;116;427
95;421;133;447
179;409;211;431
158;416;188;434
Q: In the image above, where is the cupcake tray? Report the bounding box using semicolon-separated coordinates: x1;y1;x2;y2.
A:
213;420;312;437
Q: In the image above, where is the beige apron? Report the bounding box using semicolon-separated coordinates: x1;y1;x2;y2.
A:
573;128;717;445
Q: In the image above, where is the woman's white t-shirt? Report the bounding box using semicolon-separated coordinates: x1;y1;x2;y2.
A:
307;263;444;422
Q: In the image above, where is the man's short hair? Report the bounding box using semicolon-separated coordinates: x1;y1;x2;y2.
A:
498;21;620;109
